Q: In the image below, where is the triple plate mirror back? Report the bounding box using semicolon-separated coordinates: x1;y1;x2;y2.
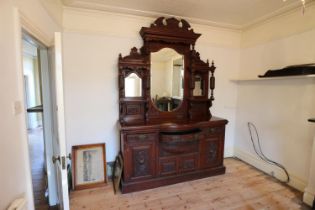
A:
151;48;184;112
119;17;216;125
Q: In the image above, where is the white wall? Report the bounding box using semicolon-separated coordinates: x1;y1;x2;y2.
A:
234;4;315;193
0;0;61;209
62;7;241;162
2;0;314;208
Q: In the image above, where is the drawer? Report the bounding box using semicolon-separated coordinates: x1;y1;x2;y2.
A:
161;133;199;142
126;132;157;143
203;126;224;137
179;154;199;173
160;132;200;157
160;139;199;157
159;157;177;176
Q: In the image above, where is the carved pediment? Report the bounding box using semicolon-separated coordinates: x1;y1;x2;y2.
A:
119;47;149;70
140;17;201;46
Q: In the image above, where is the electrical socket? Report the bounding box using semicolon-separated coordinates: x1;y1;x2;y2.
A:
13;100;22;115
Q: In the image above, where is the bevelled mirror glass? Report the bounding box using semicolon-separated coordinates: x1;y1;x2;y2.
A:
151;48;184;112
193;74;204;96
125;73;142;97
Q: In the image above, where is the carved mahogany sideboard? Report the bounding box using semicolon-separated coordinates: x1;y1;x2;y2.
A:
118;17;228;193
119;118;227;193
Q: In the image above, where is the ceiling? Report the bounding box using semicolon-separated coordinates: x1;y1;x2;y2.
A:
62;0;309;29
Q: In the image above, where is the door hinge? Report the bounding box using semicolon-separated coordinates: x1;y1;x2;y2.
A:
61;156;66;170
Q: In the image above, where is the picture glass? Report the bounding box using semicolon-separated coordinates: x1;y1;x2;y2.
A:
75;147;105;185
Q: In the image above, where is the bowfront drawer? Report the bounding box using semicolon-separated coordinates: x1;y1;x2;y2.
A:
159;131;200;157
161;133;199;142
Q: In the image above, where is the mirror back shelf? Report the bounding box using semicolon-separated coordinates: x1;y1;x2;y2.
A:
118;17;216;125
188;50;216;121
118;47;149;125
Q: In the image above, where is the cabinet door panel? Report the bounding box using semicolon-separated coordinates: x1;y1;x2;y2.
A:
124;141;156;180
200;138;222;168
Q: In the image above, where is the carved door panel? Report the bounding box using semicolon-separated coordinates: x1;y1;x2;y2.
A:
124;134;156;181
200;136;223;168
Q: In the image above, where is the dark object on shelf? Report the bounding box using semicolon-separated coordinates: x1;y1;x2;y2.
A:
308;118;315;123
27;105;43;113
258;63;315;78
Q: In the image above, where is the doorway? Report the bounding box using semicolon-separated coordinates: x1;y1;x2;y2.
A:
22;32;58;210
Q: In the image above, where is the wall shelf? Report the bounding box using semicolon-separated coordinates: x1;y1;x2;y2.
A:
230;74;315;82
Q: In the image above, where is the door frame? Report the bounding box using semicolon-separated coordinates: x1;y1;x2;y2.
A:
14;8;69;210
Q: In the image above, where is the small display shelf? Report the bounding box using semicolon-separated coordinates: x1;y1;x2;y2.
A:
230;74;315;82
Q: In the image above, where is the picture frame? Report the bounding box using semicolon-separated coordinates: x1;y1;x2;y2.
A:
72;143;107;190
113;153;123;194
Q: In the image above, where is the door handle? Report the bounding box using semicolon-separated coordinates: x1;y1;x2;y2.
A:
52;155;60;164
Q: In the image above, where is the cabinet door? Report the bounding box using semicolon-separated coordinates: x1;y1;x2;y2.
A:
124;133;157;181
200;136;223;168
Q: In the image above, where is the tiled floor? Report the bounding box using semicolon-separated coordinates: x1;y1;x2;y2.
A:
70;158;311;210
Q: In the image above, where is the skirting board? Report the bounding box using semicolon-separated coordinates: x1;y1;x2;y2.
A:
303;190;315;207
234;148;307;192
224;146;234;158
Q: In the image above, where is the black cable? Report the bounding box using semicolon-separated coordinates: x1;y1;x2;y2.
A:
247;122;290;183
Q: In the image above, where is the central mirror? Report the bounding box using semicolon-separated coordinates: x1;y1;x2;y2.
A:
151;48;184;112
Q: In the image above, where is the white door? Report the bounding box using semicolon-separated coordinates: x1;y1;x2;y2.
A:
39;47;59;206
49;32;70;210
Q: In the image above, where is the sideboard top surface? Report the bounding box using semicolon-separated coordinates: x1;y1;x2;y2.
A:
119;116;228;132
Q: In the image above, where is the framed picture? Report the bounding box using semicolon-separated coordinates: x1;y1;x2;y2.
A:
72;143;107;190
